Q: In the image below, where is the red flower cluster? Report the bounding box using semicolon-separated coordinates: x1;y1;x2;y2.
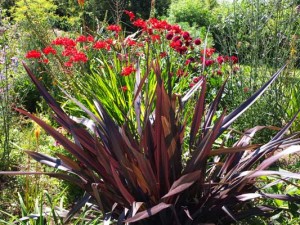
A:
124;10;135;21
52;37;76;47
70;52;88;63
76;35;87;42
93;40;111;50
25;50;41;59
201;48;216;57
24;9;241;94
121;65;135;76
124;38;137;47
132;19;147;30
76;35;94;43
107;25;122;33
43;46;57;55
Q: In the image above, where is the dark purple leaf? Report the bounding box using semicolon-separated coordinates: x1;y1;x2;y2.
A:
124;202;172;223
189;78;206;147
162;170;201;198
63;193;91;223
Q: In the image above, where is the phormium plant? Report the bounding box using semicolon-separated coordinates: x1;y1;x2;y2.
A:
2;11;300;225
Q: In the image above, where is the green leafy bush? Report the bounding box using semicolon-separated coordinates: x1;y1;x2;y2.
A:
168;0;217;28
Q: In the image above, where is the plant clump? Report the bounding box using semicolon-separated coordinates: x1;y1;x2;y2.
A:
2;10;300;225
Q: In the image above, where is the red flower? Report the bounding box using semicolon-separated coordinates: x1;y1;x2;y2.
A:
172;36;181;42
160;52;167;58
185;58;193;65
133;19;147;29
166;32;174;40
178;46;188;54
93;41;110;50
43;46;56;55
217;56;224;64
125;38;136;46
201;57;215;67
121;86;128;92
87;35;95;42
71;52;88;63
121;65;135;76
201;48;215;57
124;10;135;21
182;31;190;40
230;56;238;64
170;40;182;49
64;61;73;67
193;77;200;83
147;28;153;35
171;25;182;34
52;37;76;47
194;38;201;45
107;24;122;33
25;50;41;58
62;47;77;57
76;35;87;42
43;58;49;64
105;38;114;45
151;34;160;42
155;20;171;30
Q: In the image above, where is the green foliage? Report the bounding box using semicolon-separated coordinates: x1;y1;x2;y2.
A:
0;189;102;224
213;0;300;66
168;0;217;28
210;0;300;142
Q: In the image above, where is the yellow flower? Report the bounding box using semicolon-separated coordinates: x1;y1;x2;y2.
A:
34;127;41;143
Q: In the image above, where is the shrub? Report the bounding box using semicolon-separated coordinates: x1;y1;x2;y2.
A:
2;11;300;224
168;0;217;28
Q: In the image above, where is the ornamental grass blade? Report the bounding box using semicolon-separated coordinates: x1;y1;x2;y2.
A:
181;76;204;103
202;77;227;136
271;108;300;141
63;193;91;223
239;170;300;180
25;151;72;172
124;202;172;223
134;60;142;135
162;170;201;199
209;144;261;156
189;78;206;147
219;64;287;136
56;153;81;171
257;145;300;170
234;205;278;220
110;163;135;204
237;193;300;202
185;111;226;173
153;60;171;192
